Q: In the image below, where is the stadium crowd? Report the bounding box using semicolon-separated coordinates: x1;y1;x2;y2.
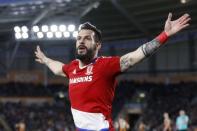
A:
0;81;197;131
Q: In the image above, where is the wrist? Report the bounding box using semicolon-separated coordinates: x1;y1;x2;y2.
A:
164;31;170;37
156;31;169;44
44;57;49;65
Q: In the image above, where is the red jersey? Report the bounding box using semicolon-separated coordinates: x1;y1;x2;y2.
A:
62;56;121;131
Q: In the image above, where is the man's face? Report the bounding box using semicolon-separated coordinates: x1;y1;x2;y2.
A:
75;29;100;62
180;110;185;115
163;113;169;118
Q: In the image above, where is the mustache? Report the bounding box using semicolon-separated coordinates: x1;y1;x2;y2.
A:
77;45;87;50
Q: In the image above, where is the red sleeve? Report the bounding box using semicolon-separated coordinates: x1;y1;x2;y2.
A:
62;64;69;78
103;56;121;77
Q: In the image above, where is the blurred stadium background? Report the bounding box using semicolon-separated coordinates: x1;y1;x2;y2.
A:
0;0;197;130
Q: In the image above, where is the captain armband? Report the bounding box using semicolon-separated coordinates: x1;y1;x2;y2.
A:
141;32;168;56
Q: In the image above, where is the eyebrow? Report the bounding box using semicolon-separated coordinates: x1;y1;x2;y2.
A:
78;34;91;37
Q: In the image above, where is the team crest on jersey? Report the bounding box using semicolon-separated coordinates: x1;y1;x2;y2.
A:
72;69;76;74
85;65;93;75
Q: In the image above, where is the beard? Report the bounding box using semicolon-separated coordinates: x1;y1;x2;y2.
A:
75;46;96;63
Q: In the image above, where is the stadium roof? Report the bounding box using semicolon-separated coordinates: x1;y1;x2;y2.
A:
0;0;196;41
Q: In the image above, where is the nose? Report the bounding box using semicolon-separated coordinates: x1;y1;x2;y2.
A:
79;41;85;45
78;38;85;45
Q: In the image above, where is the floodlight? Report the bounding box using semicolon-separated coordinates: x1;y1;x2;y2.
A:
59;25;66;32
55;32;62;38
63;32;70;38
33;26;39;32
47;32;53;38
15;33;22;39
72;31;78;38
14;26;21;33
50;25;58;32
22;32;29;39
41;25;49;32
68;24;75;32
21;26;28;32
37;32;44;38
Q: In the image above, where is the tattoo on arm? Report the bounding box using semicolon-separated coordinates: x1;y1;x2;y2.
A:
120;39;162;72
141;39;161;57
120;55;132;72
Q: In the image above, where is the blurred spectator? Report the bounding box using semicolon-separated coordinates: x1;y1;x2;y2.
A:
15;119;26;131
163;112;172;131
176;110;189;131
138;121;147;131
114;116;130;131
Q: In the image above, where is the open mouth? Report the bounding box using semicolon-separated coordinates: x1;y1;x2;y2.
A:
78;45;87;50
78;45;87;52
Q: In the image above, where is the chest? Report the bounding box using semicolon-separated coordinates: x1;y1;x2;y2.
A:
68;62;109;88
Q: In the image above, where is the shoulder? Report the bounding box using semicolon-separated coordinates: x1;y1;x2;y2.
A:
62;59;78;76
70;59;78;65
63;59;78;70
100;56;120;59
96;56;120;65
66;59;78;67
98;56;120;61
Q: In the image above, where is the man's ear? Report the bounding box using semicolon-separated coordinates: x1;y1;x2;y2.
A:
96;42;101;50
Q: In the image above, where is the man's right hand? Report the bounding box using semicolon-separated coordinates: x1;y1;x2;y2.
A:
35;45;66;77
35;45;48;65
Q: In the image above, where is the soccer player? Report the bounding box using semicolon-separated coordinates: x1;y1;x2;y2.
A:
35;13;191;131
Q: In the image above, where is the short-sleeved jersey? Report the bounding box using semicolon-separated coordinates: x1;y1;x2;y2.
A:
176;115;189;130
62;56;121;131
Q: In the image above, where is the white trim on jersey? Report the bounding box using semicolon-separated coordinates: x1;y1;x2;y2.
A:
71;108;109;130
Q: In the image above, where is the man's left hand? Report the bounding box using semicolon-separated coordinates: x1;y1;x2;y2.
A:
164;13;191;36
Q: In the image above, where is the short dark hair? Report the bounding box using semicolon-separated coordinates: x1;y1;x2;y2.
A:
78;22;102;43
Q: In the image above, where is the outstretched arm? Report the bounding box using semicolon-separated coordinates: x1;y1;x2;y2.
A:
120;13;191;72
35;45;66;77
